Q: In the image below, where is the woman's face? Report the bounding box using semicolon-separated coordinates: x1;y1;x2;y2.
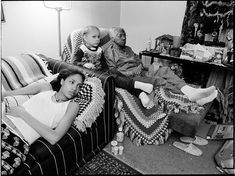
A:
60;74;84;99
113;30;126;47
84;29;100;48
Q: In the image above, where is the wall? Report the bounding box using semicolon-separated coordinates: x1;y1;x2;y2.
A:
1;1;187;57
120;1;187;53
1;1;120;58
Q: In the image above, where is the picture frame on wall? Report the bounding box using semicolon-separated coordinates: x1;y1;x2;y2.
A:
1;3;5;22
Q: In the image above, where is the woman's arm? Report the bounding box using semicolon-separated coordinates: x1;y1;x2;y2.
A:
7;100;80;145
2;82;52;101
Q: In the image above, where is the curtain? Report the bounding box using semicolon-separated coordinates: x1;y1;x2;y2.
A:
180;0;234;46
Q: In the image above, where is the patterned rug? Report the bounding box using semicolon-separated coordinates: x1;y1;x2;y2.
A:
74;150;142;175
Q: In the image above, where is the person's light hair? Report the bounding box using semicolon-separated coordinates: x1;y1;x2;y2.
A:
81;25;100;43
82;25;100;37
109;27;125;39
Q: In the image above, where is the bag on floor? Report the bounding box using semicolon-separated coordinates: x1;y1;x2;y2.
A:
214;140;234;174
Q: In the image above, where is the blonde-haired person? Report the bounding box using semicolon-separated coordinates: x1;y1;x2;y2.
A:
71;25;106;70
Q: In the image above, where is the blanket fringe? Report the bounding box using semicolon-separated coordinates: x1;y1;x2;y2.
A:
122;112;170;146
73;77;105;132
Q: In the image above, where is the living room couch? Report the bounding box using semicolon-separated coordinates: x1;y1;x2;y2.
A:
1;53;117;175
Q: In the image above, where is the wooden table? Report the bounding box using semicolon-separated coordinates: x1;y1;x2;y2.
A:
139;50;233;72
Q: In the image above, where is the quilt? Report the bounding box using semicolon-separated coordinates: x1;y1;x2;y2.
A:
115;87;204;146
115;88;171;146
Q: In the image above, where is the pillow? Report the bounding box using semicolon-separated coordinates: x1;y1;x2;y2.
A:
73;77;105;132
1;53;52;92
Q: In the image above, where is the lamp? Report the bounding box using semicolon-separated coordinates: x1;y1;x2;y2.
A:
43;1;72;56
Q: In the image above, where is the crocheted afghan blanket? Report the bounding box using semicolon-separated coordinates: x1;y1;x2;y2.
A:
115;87;204;146
73;77;105;132
115;88;171;146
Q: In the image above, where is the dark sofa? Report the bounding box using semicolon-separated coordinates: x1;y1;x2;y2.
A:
3;56;117;175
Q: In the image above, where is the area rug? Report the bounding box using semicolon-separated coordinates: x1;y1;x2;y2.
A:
74;150;142;175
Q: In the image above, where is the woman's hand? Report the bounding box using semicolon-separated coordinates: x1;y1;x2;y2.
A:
83;63;95;69
6;106;28;118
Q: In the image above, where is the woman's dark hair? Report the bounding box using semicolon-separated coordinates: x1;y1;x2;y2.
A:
50;69;85;92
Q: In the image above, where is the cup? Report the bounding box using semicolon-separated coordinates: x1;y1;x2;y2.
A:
111;140;117;147
111;140;118;153
112;146;119;155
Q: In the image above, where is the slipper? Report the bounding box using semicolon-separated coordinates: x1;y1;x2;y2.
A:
180;136;208;146
173;141;202;156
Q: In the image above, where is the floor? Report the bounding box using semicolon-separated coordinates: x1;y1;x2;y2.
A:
104;130;225;174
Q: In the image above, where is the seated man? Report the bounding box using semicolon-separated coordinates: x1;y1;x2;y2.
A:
103;27;218;108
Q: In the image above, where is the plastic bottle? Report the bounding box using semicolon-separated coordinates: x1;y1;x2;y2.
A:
111;140;118;154
116;127;124;142
118;146;124;155
146;37;152;51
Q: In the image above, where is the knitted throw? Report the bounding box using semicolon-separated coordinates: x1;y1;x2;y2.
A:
115;86;205;146
73;77;105;132
115;88;171;146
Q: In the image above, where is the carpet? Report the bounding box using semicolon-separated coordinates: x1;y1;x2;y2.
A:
74;150;142;175
104;131;224;174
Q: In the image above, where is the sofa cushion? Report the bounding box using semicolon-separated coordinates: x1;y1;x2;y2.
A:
1;53;52;92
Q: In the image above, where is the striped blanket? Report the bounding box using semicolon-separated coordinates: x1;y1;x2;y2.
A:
1;53;52;92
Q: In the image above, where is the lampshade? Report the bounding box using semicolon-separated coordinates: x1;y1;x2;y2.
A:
43;1;71;10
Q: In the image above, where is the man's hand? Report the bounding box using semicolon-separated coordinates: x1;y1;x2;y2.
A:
83;63;95;69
